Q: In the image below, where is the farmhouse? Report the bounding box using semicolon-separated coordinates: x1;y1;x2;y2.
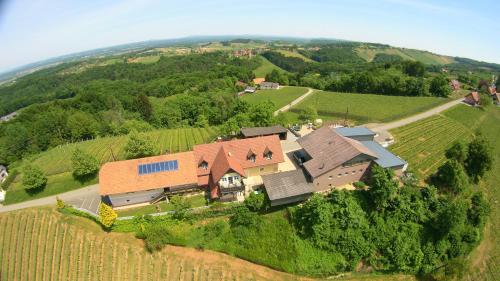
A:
464;91;480;106
259;82;279;90
99;135;285;207
241;125;288;140
253;78;265;85
244;86;256;93
296;126;406;192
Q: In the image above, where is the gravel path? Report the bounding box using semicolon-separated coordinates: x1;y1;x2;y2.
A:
273;87;314;116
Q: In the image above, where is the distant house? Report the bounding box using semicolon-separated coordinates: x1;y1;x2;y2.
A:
241;125;288;140
450;80;460;91
464;91;480;106
0;165;8;183
260;82;279;90
244;86;256;93
488;86;496;95
492;92;500;105
0;112;17;122
253;78;265;85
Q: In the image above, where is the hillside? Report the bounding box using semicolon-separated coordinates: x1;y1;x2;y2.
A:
355;45;456;65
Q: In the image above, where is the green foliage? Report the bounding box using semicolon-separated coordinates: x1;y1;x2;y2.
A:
368;165;398;210
429;74;452;97
353;181;366;189
445;141;468;163
22;165;47;190
71;148;99;178
468;192;490;228
244;192;266;211
124;131;155;159
56;197;65;209
299;105;318;122
170;195;191;221
465;135;493;183
479;91;493;107
402;61;425;77
135;93;153;121
265;69;289;85
433;160;469;195
229;206;260;228
98;203;117;229
0;169;18;190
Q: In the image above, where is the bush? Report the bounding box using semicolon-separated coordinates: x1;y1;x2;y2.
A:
124;131;154;159
22;165;47;191
353;181;366;189
56;197;65;209
71;148;100;179
98;203;117;229
244;192;266;211
170;195;191;221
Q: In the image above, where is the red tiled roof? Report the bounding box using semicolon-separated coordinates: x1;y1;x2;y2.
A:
210;146;246;183
99;152;198;195
193;135;285;177
466;91;480;103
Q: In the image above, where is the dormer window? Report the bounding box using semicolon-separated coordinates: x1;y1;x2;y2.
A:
263;146;273;160
198;160;208;170
247;149;256;162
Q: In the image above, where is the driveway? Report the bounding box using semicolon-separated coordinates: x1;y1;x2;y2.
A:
0;184;100;213
273;87;314;116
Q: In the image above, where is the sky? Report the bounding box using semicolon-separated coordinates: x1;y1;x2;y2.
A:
0;0;499;73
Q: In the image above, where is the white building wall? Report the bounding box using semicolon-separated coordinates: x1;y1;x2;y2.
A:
108;189;164;207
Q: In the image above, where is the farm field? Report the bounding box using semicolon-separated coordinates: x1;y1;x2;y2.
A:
253;56;286;77
241;86;309;110
4;127;219;204
289;91;450;124
0;208;417;281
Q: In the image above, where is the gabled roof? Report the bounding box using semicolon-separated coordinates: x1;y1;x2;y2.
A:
335;127;376;138
297;126;378;178
360;141;407;168
99;151;198;195
193;135;285;177
466;91;480;103
262;170;314;201
241;125;287;138
210;146;245;183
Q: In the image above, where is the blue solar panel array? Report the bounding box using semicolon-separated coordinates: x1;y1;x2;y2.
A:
138;160;178;175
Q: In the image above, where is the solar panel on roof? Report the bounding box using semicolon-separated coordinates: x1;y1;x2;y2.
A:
138;160;179;175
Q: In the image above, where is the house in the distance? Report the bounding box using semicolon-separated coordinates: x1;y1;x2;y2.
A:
464;91;480;106
492;92;500;105
259;82;279;90
241;125;288;140
450;80;460;91
253;78;265;85
244;86;256;93
0;165;8;183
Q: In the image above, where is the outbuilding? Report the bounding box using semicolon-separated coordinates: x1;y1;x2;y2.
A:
241;125;288;140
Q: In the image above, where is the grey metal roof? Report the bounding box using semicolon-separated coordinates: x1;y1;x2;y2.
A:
262;170;314;201
241;125;287;137
335;127;376;138
360;141;407;168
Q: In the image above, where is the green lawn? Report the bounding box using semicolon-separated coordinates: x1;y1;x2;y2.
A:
4;127;219;205
241;86;308;110
115;194;207;217
290;91;450;124
253;56;286;78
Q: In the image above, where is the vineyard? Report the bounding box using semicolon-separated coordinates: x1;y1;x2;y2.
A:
389;104;487;178
4;127;219;204
0;208;416;281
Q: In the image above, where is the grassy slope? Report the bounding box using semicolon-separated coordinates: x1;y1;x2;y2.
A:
389;105;500;280
253;56;286;78
355;46;455;64
288;91;450;124
241;86;309;110
115;194;207;217
4;127;219;204
276;50;315;62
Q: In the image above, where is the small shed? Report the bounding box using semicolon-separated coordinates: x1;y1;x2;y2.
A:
241;125;288;140
464;92;480;106
262;170;314;206
259;82;279;90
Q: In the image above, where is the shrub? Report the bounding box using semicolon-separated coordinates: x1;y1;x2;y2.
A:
71;148;100;179
170;195;191;221
465;135;493;183
98;203;117;229
244;192;266;211
22;165;47;190
56;197;65;209
124;131;154;159
353;181;366;189
229;206;260;228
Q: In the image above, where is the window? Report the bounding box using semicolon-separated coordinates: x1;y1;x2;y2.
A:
221;178;227;182
328;176;332;180
352;171;356;174
345;172;349;175
248;155;256;162
264;151;273;160
199;161;208;170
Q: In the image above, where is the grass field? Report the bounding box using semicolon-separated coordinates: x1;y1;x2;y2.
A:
241;86;309;110
288;91;450;124
4;127;219;204
355;46;455;64
389;105;500;280
0;207;416;281
276;50;315;62
253;56;286;78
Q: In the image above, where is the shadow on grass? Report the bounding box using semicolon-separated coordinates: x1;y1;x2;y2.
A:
72;173;98;185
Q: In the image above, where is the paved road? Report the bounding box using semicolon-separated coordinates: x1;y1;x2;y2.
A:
0;184;99;213
273;87;314;116
369;98;464;132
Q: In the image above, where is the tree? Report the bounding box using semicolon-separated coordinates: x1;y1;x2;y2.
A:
299;106;318;122
22;165;47;190
170;195;191;220
445;141;468;164
249;101;275;127
433;160;469;195
244;192;266;211
194;114;209;128
368;165;398;211
136;93;153;122
71;148;100;179
124;131;155;159
465;136;493;183
429;75;451;97
479;92;492;107
402;61;425;77
229;206;260;228
67;111;98;141
468;192;490;228
98;203;117;229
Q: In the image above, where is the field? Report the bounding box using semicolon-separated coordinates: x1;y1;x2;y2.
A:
0;208;417;281
276;50;315;62
355;46;455;64
389;105;500;280
241;86;308;110
253;56;286;78
289;91;450;124
4;127;219;204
